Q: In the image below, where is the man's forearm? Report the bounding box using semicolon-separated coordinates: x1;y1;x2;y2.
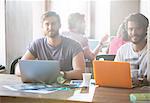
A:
65;69;84;80
15;63;21;76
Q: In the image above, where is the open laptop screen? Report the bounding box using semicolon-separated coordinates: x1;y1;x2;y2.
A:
19;60;60;84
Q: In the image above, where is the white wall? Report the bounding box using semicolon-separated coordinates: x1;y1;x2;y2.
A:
110;0;139;36
32;1;45;40
95;0;110;40
140;0;150;81
148;26;150;81
0;0;6;66
5;1;45;73
147;0;150;81
140;0;149;17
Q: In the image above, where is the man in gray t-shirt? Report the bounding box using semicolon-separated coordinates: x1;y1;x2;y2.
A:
15;11;85;80
28;36;82;71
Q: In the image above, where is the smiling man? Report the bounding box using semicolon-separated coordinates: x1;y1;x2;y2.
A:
115;13;149;84
15;11;85;80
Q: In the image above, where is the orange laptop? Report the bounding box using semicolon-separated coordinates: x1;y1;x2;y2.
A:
93;60;132;88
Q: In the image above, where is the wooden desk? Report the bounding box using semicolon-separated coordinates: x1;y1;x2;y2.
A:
0;74;149;103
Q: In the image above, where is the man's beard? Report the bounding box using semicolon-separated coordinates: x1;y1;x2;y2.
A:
130;33;147;44
47;31;59;38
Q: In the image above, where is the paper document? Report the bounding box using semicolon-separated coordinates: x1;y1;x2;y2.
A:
69;80;96;102
3;83;61;94
68;85;96;102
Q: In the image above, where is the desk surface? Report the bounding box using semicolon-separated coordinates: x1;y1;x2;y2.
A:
0;74;149;103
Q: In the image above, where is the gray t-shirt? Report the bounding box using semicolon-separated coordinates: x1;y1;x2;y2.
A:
28;36;83;71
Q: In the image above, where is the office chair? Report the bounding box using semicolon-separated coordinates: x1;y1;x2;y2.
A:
96;54;116;61
10;56;22;74
0;65;5;70
0;65;5;73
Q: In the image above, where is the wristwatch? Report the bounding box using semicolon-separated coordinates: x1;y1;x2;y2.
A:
57;71;66;84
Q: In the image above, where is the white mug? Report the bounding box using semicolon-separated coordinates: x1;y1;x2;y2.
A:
82;73;92;87
131;69;139;79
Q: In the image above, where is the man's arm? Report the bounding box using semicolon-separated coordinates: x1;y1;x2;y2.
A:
84;34;108;60
93;34;109;56
15;50;35;76
64;51;85;80
83;47;95;60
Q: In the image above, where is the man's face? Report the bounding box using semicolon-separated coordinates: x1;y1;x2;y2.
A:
127;21;147;44
42;16;61;38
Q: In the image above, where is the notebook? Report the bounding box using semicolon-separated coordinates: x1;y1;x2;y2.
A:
130;93;150;102
19;60;60;84
93;60;132;88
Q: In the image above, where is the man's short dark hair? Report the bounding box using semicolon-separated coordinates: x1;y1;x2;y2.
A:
41;11;61;24
125;13;149;30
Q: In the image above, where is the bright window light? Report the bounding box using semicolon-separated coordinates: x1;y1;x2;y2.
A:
95;0;110;40
51;0;89;33
51;0;110;40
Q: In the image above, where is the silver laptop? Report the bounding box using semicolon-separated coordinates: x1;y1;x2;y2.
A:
19;60;60;84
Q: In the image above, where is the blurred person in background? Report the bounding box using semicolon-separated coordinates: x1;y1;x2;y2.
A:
108;22;129;55
62;13;108;60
